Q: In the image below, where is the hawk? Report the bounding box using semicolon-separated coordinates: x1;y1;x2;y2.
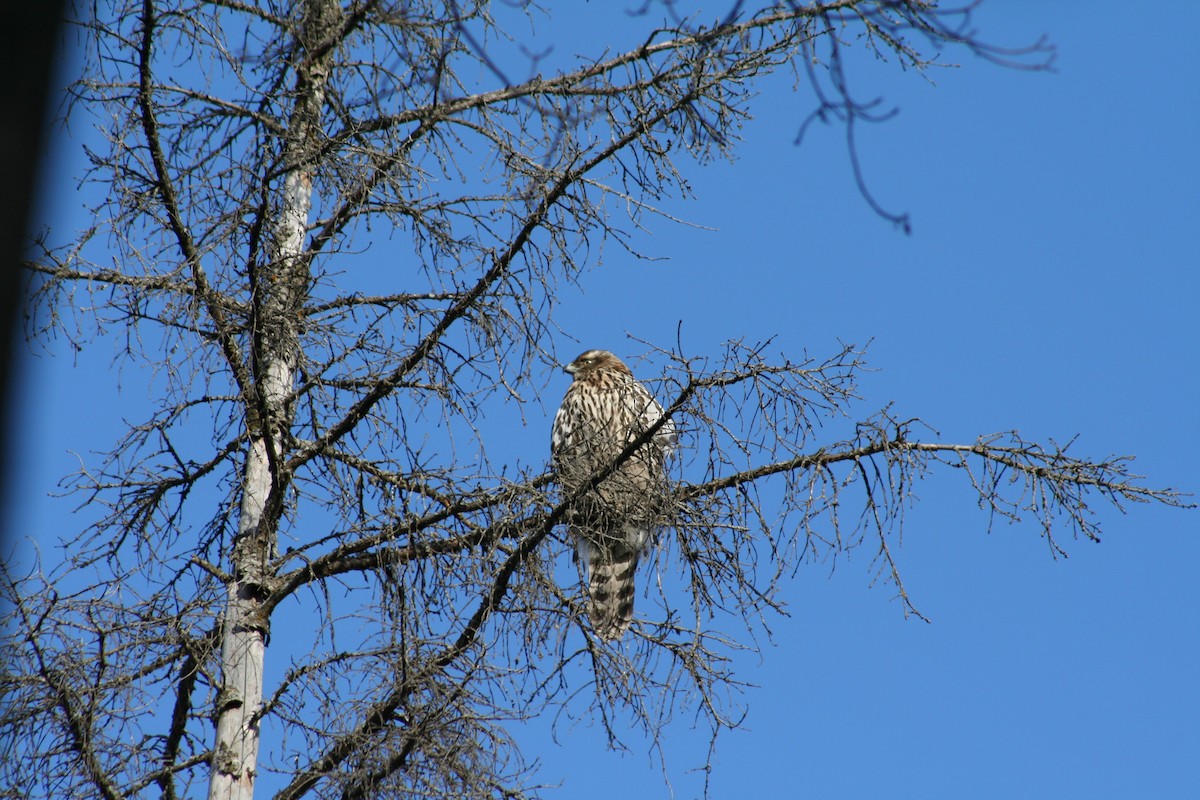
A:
551;349;677;640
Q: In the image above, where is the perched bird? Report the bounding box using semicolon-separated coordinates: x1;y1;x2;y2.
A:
551;349;677;640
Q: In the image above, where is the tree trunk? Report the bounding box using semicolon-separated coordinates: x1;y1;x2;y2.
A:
207;2;339;798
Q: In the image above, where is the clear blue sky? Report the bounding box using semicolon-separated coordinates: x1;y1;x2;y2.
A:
13;3;1198;798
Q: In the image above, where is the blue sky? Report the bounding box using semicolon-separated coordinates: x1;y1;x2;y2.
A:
12;2;1199;798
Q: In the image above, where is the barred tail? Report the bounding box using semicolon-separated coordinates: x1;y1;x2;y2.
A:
584;540;640;641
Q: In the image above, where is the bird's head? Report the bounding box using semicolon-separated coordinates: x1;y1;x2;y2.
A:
563;349;629;378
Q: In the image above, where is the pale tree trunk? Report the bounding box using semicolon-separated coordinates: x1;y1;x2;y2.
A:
207;2;339;798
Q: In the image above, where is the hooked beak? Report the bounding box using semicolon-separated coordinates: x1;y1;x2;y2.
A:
562;362;577;376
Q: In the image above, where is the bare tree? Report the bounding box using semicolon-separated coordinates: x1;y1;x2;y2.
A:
3;2;1190;799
